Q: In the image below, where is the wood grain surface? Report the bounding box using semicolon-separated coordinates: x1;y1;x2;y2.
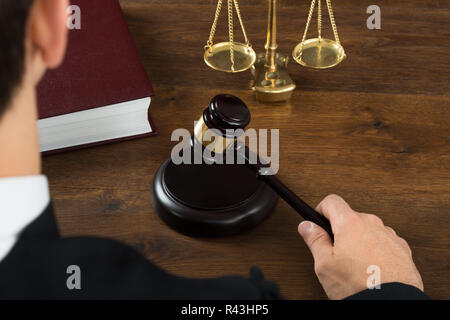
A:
42;0;450;299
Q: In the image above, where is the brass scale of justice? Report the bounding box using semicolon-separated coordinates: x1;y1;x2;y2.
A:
204;0;346;102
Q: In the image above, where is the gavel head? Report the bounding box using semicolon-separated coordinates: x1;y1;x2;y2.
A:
194;94;251;154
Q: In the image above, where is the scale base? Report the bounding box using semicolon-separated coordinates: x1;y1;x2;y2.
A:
152;159;278;237
251;52;296;102
292;38;346;69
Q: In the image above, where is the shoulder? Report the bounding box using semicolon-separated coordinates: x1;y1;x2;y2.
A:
0;235;161;299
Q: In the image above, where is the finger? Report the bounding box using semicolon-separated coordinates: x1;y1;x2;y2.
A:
298;221;333;261
385;226;412;256
315;194;359;232
401;238;413;256
396;235;413;256
385;226;397;236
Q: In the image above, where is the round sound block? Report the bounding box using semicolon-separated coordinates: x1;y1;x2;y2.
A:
152;159;278;237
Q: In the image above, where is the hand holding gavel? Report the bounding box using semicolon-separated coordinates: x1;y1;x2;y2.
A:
193;95;424;300
298;194;423;299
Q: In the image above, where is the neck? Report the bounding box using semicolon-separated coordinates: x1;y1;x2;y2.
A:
0;81;41;178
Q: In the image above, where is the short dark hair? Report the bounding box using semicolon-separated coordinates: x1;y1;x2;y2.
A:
0;0;34;118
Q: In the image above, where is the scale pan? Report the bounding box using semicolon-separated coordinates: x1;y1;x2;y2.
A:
293;38;346;69
204;42;256;73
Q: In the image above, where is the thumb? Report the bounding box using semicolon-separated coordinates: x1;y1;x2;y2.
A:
298;221;333;260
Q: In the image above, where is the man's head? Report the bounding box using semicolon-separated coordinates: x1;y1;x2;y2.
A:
0;0;68;118
0;0;68;178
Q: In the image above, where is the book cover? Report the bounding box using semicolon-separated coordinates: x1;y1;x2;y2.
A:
37;0;156;153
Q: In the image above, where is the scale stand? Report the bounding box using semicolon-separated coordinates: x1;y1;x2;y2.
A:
251;0;296;102
204;0;346;102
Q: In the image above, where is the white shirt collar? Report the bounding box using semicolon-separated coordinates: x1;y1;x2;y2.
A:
0;175;50;262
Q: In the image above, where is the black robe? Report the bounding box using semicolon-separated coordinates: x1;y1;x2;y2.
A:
0;203;428;300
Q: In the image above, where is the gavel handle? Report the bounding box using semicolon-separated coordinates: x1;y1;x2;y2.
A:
238;146;334;241
259;174;334;241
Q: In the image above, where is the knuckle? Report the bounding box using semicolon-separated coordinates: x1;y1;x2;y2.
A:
346;212;363;225
386;226;397;235
323;194;343;204
399;237;408;246
366;214;384;225
318;194;344;213
399;237;412;254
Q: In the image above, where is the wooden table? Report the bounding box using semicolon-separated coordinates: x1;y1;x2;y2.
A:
42;0;450;299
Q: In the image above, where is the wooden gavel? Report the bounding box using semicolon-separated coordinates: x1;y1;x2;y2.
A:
192;94;334;240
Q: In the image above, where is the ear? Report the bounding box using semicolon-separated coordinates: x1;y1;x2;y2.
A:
29;0;69;69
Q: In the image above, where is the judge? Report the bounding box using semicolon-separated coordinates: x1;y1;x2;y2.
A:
0;0;427;300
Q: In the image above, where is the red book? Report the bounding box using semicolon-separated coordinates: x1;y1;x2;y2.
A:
37;0;156;154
